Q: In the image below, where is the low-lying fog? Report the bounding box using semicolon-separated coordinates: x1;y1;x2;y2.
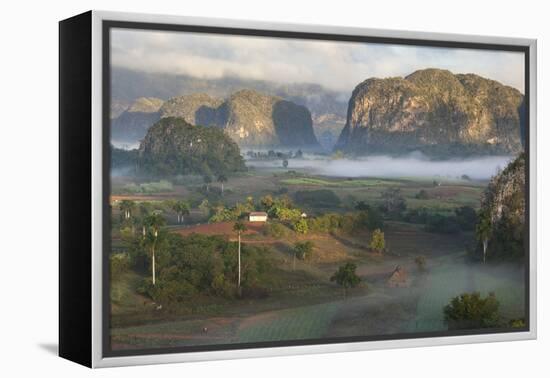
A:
112;141;140;150
247;153;513;180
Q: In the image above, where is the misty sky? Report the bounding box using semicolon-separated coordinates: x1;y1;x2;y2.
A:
111;28;525;93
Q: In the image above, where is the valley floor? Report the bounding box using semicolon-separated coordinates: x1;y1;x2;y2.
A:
109;220;525;351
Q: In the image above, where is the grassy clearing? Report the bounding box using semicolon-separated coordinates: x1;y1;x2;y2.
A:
237;302;341;342
111;271;151;314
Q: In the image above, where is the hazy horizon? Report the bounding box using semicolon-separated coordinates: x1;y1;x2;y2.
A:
111;28;525;94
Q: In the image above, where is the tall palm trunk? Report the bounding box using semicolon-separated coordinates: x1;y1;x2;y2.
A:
152;245;156;285
482;238;488;263
221;183;224;196
152;231;158;285
237;232;241;288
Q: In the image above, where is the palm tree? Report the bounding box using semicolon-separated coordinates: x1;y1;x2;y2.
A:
172;200;190;224
119;200;135;220
143;213;166;285
476;211;492;263
233;221;247;288
217;174;228;196
203;174;212;192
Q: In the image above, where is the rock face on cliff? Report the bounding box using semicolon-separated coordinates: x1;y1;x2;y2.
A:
111;97;163;144
335;69;524;156
159;94;223;126
160;90;319;148
477;153;526;260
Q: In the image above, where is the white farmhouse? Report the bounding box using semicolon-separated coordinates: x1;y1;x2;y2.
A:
248;211;268;222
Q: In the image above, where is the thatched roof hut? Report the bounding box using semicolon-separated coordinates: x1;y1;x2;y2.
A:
387;265;410;288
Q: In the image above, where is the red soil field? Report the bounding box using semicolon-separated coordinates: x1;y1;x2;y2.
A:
174;221;266;239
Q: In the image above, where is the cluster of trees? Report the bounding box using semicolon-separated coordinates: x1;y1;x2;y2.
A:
120;228;272;304
201;173;228;196
206;194;309;232
207;196;256;223
111;145;138;169
118;180;174;195
444;292;501;330
114;198;277;304
294;189;341;208
402;206;478;234
139;118;246;178
117;199;192;228
302;203;383;236
204;191;386;237
245;149;303;160
444;291;525;330
377;188;476;233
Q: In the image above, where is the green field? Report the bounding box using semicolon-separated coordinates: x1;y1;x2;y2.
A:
237;302;341;343
280;177;401;187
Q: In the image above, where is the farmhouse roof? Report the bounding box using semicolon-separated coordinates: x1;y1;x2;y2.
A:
249;211;268;216
387;265;409;287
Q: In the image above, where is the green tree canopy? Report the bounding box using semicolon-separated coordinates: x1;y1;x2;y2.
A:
139;117;245;176
369;228;385;253
444;292;501;330
293;241;314;260
330;262;361;297
293;218;309;234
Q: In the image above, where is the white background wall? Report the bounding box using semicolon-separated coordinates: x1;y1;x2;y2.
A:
0;0;546;376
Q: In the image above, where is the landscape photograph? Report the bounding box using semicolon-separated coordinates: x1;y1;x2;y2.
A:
107;28;528;352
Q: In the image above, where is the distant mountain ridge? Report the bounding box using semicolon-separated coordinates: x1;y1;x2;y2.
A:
335;68;525;157
112;90;320;149
111;97;163;144
111;67;347;147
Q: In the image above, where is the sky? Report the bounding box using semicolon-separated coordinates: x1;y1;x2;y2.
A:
111;28;525;94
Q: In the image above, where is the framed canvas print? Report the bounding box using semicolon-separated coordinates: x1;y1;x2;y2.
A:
59;10;537;368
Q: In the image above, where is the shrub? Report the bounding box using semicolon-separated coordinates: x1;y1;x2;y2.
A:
293;241;315;260
444;292;501;330
330;263;361;297
414;255;427;271
369;229;385;253
275;207;302;223
293;218;309;234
